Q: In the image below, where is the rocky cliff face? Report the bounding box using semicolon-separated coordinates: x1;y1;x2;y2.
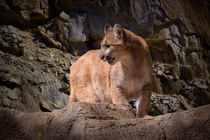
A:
0;0;209;115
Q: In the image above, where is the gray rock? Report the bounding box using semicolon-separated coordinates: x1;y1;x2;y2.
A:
162;99;170;104
57;11;89;55
166;75;173;80
149;39;180;64
187;52;200;65
157;70;163;76
192;80;208;90
64;74;70;83
170;24;181;36
40;100;53;111
159;75;183;95
130;0;167;25
59;12;89;42
185;52;209;79
0;86;25;110
172;37;180;46
2;98;11;107
59;11;70;21
7;90;19;100
150;92;194;116
180;96;193;110
181;79;210;107
188;35;200;51
158;28;171;39
184;35;200;52
40;83;68;108
0;25;24;56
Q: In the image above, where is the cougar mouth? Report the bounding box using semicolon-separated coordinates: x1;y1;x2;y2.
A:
99;54;116;65
107;57;116;64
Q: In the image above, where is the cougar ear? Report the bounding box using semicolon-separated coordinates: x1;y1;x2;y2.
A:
113;24;125;40
104;24;112;34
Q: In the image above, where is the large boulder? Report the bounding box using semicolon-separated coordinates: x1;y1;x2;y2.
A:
0;102;210;140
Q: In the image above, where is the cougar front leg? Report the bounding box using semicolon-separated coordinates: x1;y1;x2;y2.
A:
136;88;151;118
110;84;129;105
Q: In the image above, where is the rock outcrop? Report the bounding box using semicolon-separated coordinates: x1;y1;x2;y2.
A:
0;102;210;140
0;25;78;112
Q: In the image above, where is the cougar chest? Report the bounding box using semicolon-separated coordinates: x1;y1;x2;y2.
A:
124;78;143;98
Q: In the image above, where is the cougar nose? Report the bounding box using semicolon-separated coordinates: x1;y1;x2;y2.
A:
99;53;104;60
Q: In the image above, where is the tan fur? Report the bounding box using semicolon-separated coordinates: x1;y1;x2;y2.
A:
69;24;152;118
